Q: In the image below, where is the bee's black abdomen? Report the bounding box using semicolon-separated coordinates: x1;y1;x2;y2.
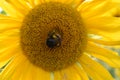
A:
46;38;58;48
46;33;61;48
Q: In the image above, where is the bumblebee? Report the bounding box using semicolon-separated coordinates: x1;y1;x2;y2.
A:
46;30;61;48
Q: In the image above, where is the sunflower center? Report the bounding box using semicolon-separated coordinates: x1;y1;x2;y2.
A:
20;2;87;71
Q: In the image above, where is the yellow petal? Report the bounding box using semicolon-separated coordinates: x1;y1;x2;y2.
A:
0;37;19;48
60;68;81;80
0;15;22;21
90;29;120;41
0;29;20;51
68;0;84;8
32;66;51;80
0;53;25;80
81;0;120;41
111;0;120;4
85;16;120;32
34;0;44;5
78;0;120;20
74;63;89;80
0;29;20;40
26;0;35;7
45;0;69;3
54;63;89;80
0;16;22;32
18;0;33;10
0;28;20;37
86;41;120;68
11;58;30;79
5;0;31;15
88;28;120;43
19;62;34;80
78;0;118;19
86;0;119;18
79;53;114;80
89;38;120;46
0;0;24;18
0;59;10;70
0;43;18;59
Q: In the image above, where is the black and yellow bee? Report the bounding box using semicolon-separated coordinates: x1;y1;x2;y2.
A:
46;30;61;48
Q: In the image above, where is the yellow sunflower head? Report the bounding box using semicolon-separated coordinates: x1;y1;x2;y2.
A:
0;0;120;80
20;2;87;71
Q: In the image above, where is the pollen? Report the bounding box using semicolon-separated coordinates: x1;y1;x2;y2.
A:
20;2;87;71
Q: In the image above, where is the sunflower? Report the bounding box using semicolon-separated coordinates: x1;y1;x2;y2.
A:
0;0;120;80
